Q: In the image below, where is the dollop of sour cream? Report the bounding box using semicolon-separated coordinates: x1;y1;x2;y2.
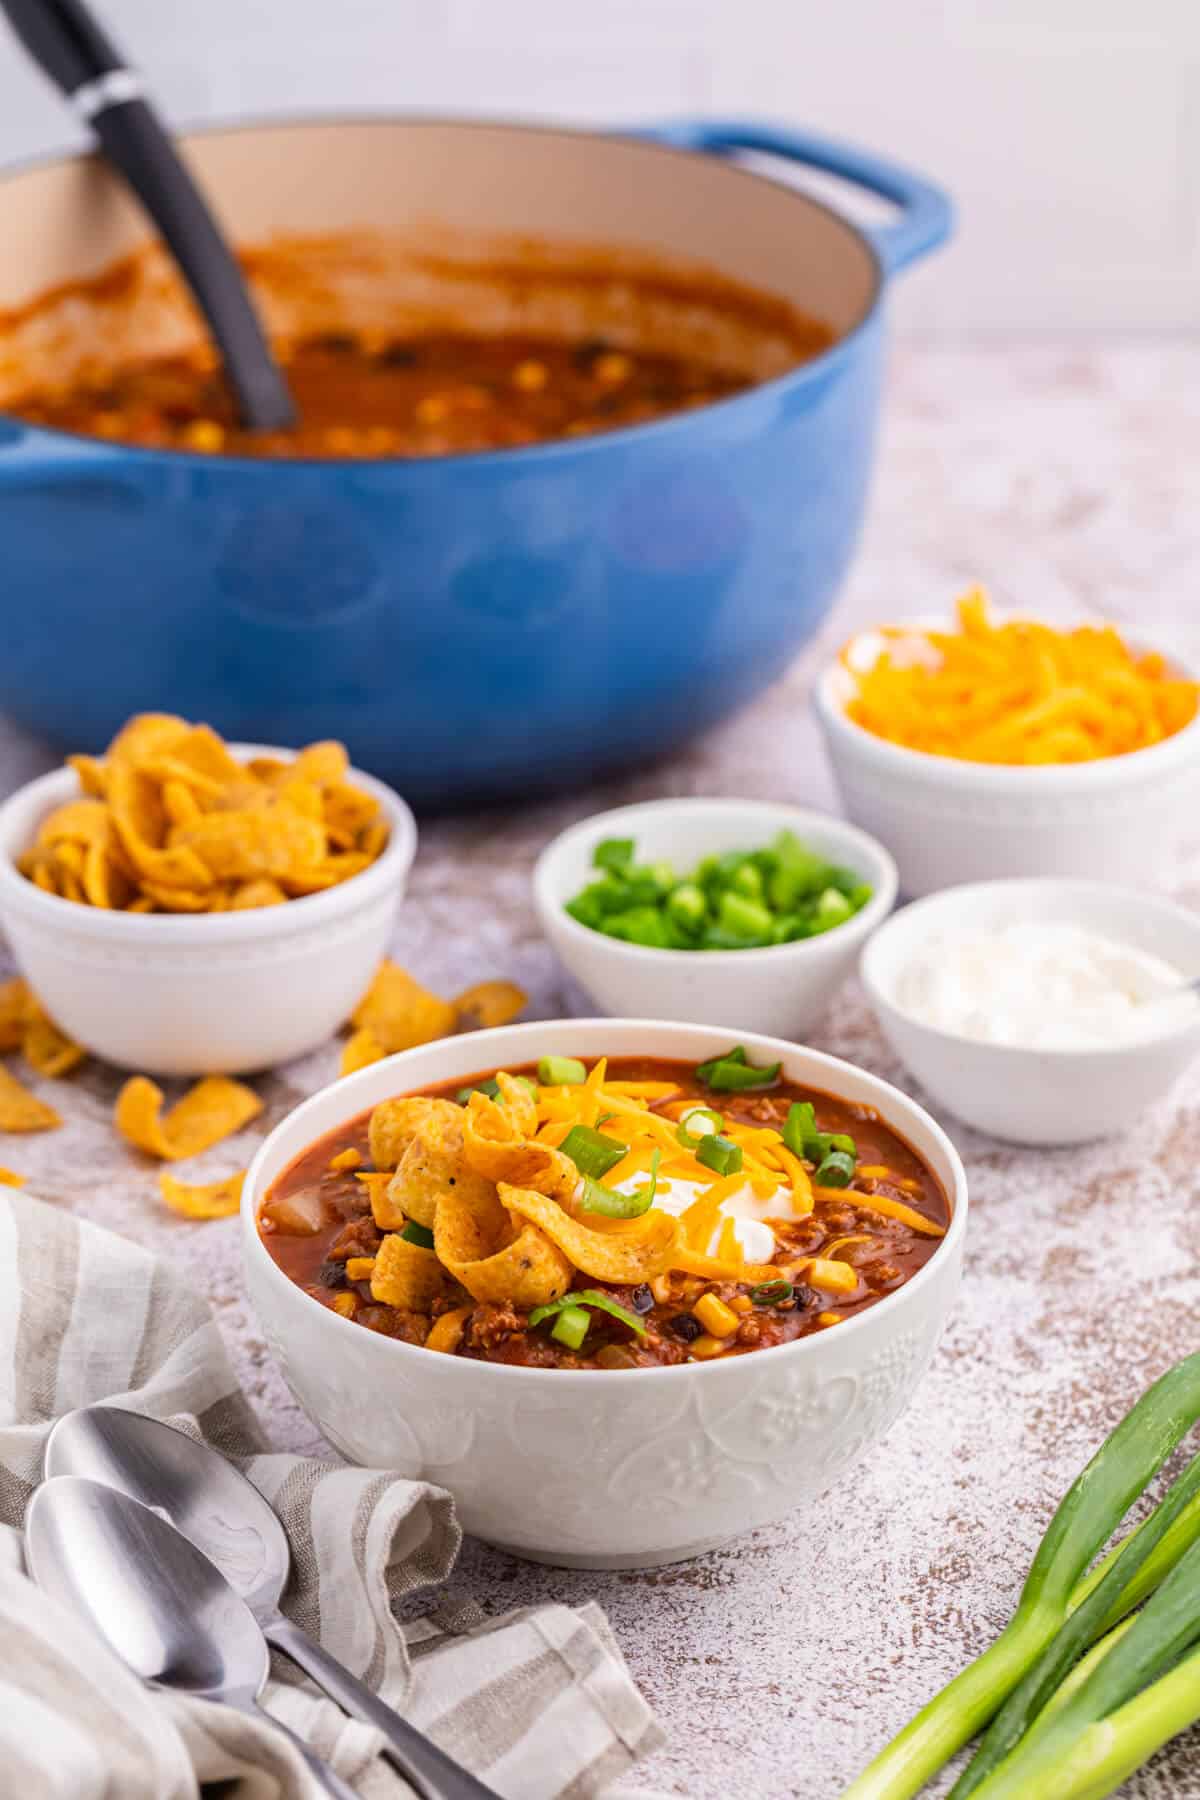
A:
607;1105;783;1263
649;1181;778;1265
893;922;1198;1050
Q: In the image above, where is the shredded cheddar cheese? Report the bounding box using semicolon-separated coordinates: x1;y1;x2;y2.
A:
521;1071;944;1306
841;589;1198;765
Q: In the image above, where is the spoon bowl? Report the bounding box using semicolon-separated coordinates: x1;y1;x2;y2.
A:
27;1474;269;1705
45;1405;501;1800
46;1405;288;1617
26;1475;357;1798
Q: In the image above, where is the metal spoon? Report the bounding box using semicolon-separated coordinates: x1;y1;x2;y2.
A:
0;0;294;431
26;1476;357;1800
45;1406;500;1800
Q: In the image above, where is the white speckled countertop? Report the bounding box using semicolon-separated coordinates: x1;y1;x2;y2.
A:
4;343;1200;1799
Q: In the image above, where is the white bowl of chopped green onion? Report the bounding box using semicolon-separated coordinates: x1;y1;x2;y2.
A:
534;799;897;1037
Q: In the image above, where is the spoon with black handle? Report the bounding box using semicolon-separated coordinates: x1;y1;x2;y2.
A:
0;0;294;431
46;1405;504;1800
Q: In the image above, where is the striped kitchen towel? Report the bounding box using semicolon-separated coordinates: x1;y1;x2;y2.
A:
0;1189;665;1799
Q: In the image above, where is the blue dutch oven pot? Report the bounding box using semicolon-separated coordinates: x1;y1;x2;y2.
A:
0;117;951;806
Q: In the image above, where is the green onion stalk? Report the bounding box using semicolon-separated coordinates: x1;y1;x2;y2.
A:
951;1444;1200;1795
967;1537;1200;1799
840;1352;1200;1800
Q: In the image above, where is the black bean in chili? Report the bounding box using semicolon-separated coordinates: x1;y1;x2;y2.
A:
669;1313;703;1342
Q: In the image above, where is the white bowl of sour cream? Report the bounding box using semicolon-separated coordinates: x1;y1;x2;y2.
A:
861;880;1200;1145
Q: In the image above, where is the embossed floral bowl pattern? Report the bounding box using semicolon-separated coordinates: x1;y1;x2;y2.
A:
241;1019;968;1568
0;748;417;1075
814;627;1200;898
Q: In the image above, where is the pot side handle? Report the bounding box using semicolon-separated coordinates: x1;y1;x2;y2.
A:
630;119;954;276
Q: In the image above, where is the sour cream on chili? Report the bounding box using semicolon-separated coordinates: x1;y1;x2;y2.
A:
609;1104;786;1262
894;923;1197;1049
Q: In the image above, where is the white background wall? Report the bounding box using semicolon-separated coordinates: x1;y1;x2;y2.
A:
0;0;1195;335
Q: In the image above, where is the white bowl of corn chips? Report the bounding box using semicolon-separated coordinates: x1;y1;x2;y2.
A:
0;721;417;1076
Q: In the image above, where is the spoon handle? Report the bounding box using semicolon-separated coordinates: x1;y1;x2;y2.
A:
251;1703;360;1800
265;1614;502;1800
0;0;294;430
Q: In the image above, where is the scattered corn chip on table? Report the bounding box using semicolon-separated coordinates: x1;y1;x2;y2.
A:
3;346;1200;1800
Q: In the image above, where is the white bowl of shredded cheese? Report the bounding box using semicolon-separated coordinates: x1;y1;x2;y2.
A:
861;880;1200;1145
815;621;1200;898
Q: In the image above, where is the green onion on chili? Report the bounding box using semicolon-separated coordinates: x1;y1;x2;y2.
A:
529;1289;648;1338
815;1149;856;1189
784;1101;858;1179
399;1220;436;1249
696;1134;743;1177
550;1305;591;1351
537;1054;587;1087
695;1046;781;1091
750;1279;794;1307
675;1107;724;1150
579;1149;661;1219
695;1045;748;1082
456;1074;536;1105
783;1101;820;1158
456;1077;501;1104
560;1124;626;1180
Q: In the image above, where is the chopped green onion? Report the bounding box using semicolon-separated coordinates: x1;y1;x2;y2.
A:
601;905;673;948
697;1048;781;1092
666;882;707;933
564;829;873;955
695;1045;747;1081
729;861;765;901
815;1149;856;1188
560;1124;626;1180
455;1074;536;1106
750;1279;794;1307
537;1055;587;1087
529;1288;648;1337
783;1102;857;1176
812;886;854;934
769;830;837;909
456;1077;501;1104
592;837;635;872
399;1220;435;1249
675;1107;724;1150
550;1305;590;1350
717;891;774;940
783;1101;820;1158
696;1134;743;1177
580;1150;661;1219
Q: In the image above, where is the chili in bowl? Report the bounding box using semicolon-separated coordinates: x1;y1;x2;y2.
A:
242;1018;966;1567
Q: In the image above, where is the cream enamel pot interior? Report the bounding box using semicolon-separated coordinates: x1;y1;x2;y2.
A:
242;1018;967;1569
0;116;950;805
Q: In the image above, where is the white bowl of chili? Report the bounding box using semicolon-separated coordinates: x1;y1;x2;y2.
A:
533;799;897;1036
242;1018;966;1568
815;617;1200;899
